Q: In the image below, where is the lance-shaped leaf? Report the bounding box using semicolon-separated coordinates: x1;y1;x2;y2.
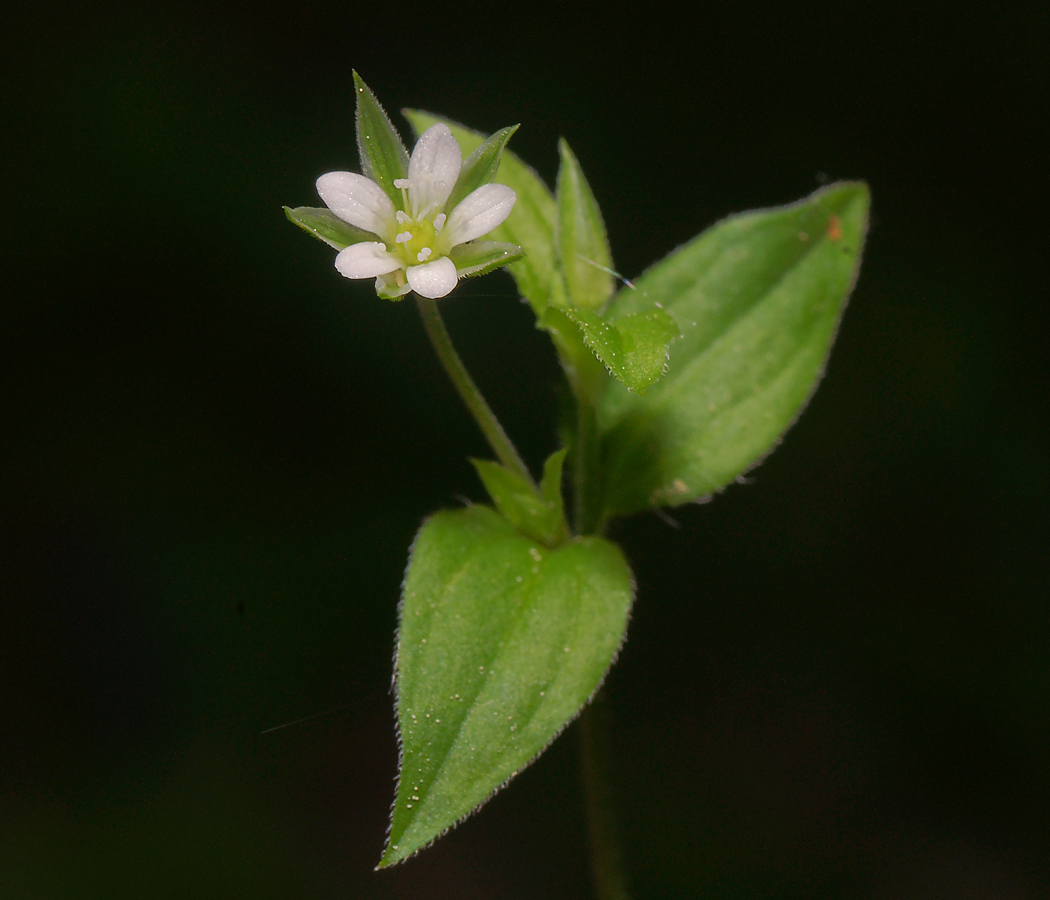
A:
598;182;870;516
403;111;557;315
556;139;615;311
283;206;373;250
471;449;568;546
449;241;524;280
446;125;519;212
353;71;409;207
380;506;633;867
564;306;680;396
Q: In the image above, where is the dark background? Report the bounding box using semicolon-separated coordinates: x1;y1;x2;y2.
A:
3;2;1049;897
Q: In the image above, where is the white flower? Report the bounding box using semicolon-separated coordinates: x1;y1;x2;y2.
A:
316;124;516;299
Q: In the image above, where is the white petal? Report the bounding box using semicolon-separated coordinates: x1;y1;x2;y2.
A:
335;242;401;279
441;184;516;247
406;256;459;299
407;124;462;214
316;172;395;238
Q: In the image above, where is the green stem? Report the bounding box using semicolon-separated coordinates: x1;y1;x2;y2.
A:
579;692;632;900
415;296;538;491
572;385;628;899
573;392;601;535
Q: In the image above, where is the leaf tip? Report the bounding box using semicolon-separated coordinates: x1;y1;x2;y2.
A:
376;843;402;869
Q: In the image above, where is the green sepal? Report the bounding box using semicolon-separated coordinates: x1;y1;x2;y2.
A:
375;274;411;301
353;71;410;208
564;306;679;396
449;241;524;279
556;139;615;311
380;505;633;867
446;125;519;212
470;450;568;547
283;206;373;251
598;182;870;516
403;111;557;316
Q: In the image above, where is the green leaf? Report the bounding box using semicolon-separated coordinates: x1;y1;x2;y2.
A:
449;241;524;279
353;71;409;208
471;449;568;546
403;110;558;315
564;306;679;395
556;139;615;311
380;506;633;867
446;125;519;212
283;206;372;251
598;182;870;516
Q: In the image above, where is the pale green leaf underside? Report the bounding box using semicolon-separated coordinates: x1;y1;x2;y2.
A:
404;110;557;315
599;182;870;516
381;506;633;867
567;306;679;396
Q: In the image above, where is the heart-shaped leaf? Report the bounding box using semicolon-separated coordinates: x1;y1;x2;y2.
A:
598;182;870;516
380;506;633;866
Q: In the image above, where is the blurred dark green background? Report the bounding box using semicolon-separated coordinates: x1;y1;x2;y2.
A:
3;2;1048;897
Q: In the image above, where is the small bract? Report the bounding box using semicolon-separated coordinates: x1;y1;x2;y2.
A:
317;124;516;299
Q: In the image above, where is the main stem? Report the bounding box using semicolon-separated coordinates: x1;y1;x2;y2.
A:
579;695;631;900
573;395;601;535
415;296;538;491
573;387;631;900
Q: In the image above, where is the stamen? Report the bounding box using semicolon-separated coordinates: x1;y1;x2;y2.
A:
395;210;411;225
392;181;410;211
434;213;446;231
417;247;432;262
396;231;412;244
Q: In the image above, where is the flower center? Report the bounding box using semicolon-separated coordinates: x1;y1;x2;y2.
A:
393;214;442;265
